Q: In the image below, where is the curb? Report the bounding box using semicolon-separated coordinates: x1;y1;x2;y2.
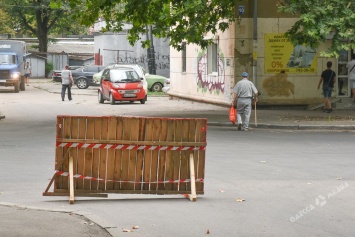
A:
207;122;355;131
0;202;118;237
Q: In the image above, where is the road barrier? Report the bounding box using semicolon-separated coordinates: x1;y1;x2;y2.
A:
43;115;207;204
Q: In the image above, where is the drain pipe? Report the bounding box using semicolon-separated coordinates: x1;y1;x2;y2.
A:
252;0;258;85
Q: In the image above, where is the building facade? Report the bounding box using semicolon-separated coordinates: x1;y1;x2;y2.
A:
169;1;352;107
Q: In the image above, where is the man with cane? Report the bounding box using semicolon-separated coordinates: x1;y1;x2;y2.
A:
231;72;259;131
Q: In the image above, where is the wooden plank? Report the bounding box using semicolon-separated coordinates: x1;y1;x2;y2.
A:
43;192;108;198
172;119;183;191
149;119;161;191
128;117;139;190
164;119;175;191
57;138;206;147
54;116;63;190
120;117;131;190
61;116;72;190
135;117;146;191
69;156;75;204
91;117;102;190
113;117;124;190
106;117;117;190
98;117;109;190
179;119;190;191
143;118;154;190
195;119;207;192
83;117;95;190
157;118;168;190
187;119;197;191
187;154;197;202
76;117;87;189
51;189;204;195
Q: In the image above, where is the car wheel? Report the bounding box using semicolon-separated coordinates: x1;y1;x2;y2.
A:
140;97;146;104
98;91;104;104
76;78;88;89
110;93;115;105
20;77;25;91
151;82;163;92
14;81;20;93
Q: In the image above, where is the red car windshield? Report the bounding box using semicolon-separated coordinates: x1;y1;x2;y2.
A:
110;69;140;83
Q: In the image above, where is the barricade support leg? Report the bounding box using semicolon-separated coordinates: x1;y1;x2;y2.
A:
69;156;75;204
187;153;197;202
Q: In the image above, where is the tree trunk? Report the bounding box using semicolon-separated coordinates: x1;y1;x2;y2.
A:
36;9;49;53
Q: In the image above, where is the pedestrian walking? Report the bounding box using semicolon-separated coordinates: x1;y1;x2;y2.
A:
317;61;336;113
231;72;259;131
24;62;32;86
346;57;355;102
61;65;74;101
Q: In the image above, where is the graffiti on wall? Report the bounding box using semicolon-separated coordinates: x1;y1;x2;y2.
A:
262;71;295;97
196;51;226;95
114;52;170;70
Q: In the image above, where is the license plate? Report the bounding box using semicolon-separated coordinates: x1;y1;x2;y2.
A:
123;93;136;98
0;80;6;82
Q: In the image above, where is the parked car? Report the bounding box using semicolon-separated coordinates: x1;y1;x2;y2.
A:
98;66;148;105
145;73;168;92
94;64;168;92
162;78;170;93
52;66;83;82
71;65;106;89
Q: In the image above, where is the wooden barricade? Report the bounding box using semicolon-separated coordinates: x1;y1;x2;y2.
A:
43;115;207;204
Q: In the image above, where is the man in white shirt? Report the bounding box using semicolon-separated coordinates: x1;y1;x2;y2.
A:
61;65;74;101
346;58;355;102
231;72;258;131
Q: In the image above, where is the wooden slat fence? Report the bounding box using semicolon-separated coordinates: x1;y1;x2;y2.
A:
43;115;207;203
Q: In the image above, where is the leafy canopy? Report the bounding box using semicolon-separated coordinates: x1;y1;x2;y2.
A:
279;0;355;57
51;0;238;50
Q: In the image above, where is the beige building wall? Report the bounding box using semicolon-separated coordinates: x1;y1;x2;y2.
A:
169;25;236;105
169;1;338;106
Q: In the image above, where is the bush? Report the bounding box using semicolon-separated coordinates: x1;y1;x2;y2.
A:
45;62;54;78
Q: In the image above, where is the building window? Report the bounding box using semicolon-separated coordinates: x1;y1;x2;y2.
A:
207;43;217;74
182;42;186;72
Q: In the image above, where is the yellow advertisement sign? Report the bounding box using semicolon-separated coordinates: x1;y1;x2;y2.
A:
264;33;317;74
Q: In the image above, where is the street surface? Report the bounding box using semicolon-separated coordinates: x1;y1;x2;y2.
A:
0;81;355;237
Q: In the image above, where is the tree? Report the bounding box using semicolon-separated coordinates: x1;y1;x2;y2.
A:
52;0;238;50
1;0;65;52
0;9;16;35
278;0;355;57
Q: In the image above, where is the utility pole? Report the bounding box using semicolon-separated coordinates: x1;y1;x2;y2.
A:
146;25;156;74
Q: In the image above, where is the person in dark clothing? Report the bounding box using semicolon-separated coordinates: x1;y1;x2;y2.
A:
317;61;336;113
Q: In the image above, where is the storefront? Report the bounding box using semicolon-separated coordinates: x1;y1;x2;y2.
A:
168;1;353;107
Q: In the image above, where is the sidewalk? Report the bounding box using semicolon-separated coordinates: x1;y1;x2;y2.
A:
1;79;355;130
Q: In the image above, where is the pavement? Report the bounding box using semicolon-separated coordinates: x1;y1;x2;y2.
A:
0;79;354;237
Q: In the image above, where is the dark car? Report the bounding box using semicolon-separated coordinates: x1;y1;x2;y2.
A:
52;66;84;83
71;65;106;89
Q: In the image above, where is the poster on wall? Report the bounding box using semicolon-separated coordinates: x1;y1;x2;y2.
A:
264;33;317;74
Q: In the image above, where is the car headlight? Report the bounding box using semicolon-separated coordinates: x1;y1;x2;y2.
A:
112;83;121;89
137;82;143;88
11;73;20;79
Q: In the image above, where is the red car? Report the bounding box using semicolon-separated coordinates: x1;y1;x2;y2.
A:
98;66;147;105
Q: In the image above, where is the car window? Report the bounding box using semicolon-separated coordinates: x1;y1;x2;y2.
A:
110;69;140;83
86;67;98;72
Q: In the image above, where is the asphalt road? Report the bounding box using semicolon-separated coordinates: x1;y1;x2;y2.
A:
1;83;355;237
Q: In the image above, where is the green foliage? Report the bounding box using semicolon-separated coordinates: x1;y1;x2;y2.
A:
54;0;240;50
45;62;54;78
278;0;355;57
